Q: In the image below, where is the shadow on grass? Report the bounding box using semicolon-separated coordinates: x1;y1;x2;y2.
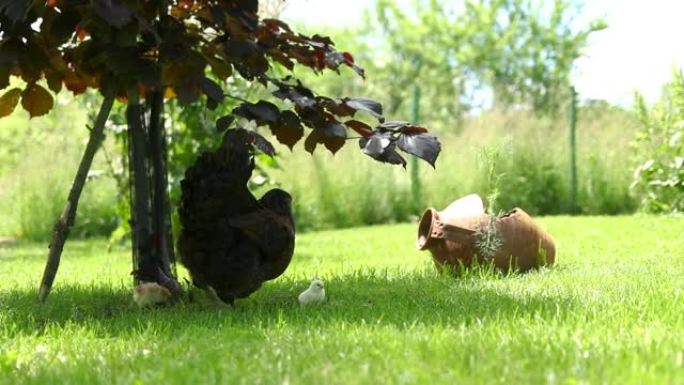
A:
0;268;575;338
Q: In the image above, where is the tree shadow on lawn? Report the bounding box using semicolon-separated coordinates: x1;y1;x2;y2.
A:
0;269;576;337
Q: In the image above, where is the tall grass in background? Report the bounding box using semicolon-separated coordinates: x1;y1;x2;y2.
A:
0;98;119;241
0;98;640;239
268;107;638;231
263;147;415;231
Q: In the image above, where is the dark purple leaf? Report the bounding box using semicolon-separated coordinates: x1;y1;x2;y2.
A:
324;51;365;78
344;120;373;137
226;6;258;31
0;41;19;68
233;101;281;124
262;18;293;33
199;77;224;103
345;97;383;119
323;136;345;154
206;98;218;110
269;110;304;150
18;40;47;82
244;130;276;157
21;83;54;118
273;84;316;108
0;0;29;23
317;119;347;139
0;67;10;90
381;145;407;168
304;129;344;155
341;52;365;78
397;132;441;168
267;50;295;70
360;131;392;157
45;69;62;93
216;115;235;132
50;9;82;44
173;80;201;105
0;87;21;118
324;51;345;66
250;101;281;123
104;49;157;83
113;19;139;47
378;121;411;131
205;56;233;79
304;129;319;154
94;0;132;28
224;38;269;78
318;97;355;117
399;125;429;135
358;139;406;168
308;34;334;47
349;63;365;78
296;105;326;128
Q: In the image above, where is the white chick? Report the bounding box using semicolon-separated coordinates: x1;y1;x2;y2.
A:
133;282;172;308
298;278;325;306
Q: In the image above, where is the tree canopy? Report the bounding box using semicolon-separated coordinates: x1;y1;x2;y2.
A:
0;0;442;300
296;0;606;129
0;0;440;166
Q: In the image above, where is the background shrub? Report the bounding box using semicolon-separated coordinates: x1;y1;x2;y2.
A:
631;71;684;213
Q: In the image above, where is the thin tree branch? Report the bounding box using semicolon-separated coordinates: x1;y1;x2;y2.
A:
224;93;250;104
38;87;116;302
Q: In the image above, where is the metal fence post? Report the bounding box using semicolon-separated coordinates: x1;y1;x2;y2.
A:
410;84;422;213
569;86;578;213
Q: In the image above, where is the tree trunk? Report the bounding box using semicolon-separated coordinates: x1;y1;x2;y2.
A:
128;87;181;295
161;116;177;277
38;88;116;302
148;90;176;278
126;87;153;282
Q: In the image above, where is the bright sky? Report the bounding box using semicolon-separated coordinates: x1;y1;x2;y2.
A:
281;0;684;106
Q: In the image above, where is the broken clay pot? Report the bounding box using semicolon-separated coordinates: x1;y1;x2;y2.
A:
417;194;555;272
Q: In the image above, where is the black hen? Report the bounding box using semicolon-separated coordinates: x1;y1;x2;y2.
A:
177;129;295;304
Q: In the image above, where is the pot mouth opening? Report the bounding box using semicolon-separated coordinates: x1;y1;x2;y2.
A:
417;209;435;250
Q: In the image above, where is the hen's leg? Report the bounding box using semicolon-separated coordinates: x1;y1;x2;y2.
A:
188;280;232;308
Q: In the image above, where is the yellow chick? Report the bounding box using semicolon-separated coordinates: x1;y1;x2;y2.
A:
298;277;325;306
133;282;172;308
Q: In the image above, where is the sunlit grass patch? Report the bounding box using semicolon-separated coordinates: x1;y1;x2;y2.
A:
0;216;683;384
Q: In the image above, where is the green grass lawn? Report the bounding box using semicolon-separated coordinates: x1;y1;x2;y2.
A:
0;216;683;384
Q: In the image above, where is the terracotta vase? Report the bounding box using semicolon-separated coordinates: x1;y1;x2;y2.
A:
416;194;556;272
